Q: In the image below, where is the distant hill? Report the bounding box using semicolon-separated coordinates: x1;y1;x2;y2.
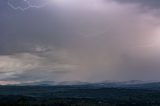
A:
15;80;160;90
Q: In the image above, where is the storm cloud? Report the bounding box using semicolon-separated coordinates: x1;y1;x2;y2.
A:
0;0;160;84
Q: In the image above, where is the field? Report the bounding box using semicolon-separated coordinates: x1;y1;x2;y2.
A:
0;85;160;106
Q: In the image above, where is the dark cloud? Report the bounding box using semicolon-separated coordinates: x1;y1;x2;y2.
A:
0;2;73;55
114;0;160;9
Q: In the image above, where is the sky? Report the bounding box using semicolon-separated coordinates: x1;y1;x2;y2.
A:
1;0;160;84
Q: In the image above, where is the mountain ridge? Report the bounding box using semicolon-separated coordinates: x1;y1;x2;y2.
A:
10;80;160;90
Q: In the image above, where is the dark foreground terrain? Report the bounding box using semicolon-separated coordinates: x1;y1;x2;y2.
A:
0;85;160;106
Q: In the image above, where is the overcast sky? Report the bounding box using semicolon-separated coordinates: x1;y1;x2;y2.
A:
1;0;160;84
